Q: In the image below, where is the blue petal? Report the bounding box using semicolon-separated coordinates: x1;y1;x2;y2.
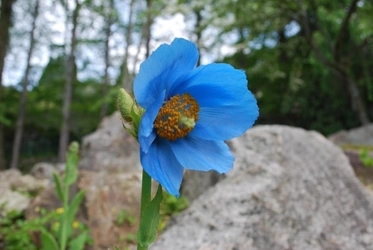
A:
190;90;259;140
138;90;165;153
134;38;199;109
140;138;184;196
169;63;259;140
169;63;248;106
170;136;234;173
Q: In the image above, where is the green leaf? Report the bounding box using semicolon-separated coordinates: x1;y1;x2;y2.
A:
41;229;59;250
65;142;79;186
0;114;12;126
68;232;87;250
137;184;163;247
53;172;64;202
63;190;85;239
67;190;86;220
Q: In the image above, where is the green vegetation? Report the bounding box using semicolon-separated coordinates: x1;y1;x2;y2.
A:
360;149;373;168
112;191;189;250
116;209;136;227
0;142;92;250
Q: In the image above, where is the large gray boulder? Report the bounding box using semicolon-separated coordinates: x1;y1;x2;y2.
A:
79;111;140;173
152;125;373;250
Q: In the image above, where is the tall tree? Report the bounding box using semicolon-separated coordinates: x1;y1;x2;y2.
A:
295;0;370;125
119;0;135;91
58;0;81;162
200;0;372;130
0;0;16;170
100;0;114;119
10;0;39;169
144;0;153;58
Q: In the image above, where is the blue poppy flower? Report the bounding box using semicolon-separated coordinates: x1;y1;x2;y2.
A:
134;38;259;196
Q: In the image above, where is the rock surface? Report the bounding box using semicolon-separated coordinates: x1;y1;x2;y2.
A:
29;162;65;180
78;170;143;248
181;171;225;202
328;124;373;185
152;125;373;250
0;169;46;216
79;112;140;173
328;124;373;146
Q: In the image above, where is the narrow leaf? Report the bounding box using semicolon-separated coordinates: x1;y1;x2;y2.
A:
41;229;59;250
65;142;79;186
53;172;64;202
67;190;86;220
68;232;87;250
137;184;163;247
65;190;86;239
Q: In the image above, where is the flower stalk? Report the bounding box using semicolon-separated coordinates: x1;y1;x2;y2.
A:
137;170;152;250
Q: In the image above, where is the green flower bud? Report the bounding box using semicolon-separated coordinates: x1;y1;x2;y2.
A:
117;88;144;140
117;88;136;123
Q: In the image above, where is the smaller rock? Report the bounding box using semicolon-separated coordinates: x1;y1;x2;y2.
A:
30;162;65;180
329;124;373;146
0;169;44;218
0;169;21;189
10;175;47;194
78;170;143;249
0;189;30;215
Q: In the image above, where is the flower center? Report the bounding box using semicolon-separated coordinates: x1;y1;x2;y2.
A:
154;93;200;141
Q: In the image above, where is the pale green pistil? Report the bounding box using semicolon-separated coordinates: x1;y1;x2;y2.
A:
178;115;196;128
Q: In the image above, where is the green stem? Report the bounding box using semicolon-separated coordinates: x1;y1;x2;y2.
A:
60;183;69;250
137;169;152;250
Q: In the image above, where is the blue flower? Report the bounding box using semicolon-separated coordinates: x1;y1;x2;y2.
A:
134;38;259;196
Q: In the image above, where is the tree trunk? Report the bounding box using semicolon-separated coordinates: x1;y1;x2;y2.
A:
10;0;39;169
99;0;114;119
0;0;16;170
194;8;202;66
58;0;80;162
346;76;370;125
144;0;153;58
120;0;135;91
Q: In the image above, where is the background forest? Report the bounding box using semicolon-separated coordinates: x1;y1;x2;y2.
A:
0;0;372;170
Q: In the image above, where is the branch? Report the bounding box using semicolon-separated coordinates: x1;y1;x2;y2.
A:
295;0;337;70
345;33;373;63
334;0;359;62
307;0;334;52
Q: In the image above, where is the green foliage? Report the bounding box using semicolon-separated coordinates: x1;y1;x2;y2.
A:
157;191;189;232
1;208;57;250
360;149;373;168
137;185;163;248
116;209;136;226
3;55;118;166
41;229;59;250
0;142;92;250
57;142;90;250
161;191;189;216
214;0;373;135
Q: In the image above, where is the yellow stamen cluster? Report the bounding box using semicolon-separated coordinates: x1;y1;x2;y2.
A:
154;93;199;141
